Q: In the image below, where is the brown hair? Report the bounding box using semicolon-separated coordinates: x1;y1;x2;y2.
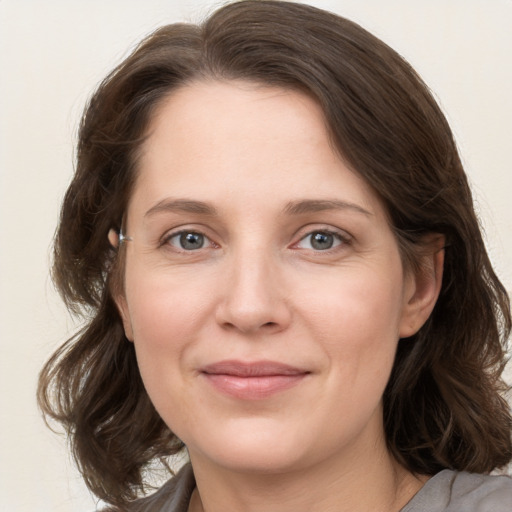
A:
38;0;511;507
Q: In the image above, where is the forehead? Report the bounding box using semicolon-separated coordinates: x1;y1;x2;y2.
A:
129;80;384;219
143;80;331;159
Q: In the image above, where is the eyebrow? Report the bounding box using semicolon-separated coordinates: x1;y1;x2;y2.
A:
145;199;218;218
144;197;372;219
283;199;372;216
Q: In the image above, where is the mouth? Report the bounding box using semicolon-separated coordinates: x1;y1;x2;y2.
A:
199;360;310;400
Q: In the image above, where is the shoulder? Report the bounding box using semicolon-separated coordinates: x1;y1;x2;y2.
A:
98;463;195;512
447;471;512;512
403;469;512;512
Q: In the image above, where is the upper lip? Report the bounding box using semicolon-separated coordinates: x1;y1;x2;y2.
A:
200;360;310;377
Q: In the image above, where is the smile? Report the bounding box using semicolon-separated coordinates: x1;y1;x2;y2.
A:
200;360;310;400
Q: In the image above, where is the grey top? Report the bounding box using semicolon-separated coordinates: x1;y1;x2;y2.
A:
401;469;512;511
119;464;512;511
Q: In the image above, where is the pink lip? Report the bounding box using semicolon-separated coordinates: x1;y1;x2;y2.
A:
200;360;310;400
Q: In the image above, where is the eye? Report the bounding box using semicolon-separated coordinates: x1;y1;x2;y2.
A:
295;230;346;251
165;231;212;251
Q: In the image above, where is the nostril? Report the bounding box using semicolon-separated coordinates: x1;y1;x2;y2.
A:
221;320;279;333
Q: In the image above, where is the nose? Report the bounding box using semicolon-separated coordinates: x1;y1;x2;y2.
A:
215;250;292;335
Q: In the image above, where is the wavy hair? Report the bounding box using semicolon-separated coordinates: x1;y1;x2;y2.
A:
38;0;511;508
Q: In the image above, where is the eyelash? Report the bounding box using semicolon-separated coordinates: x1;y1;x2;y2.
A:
293;229;351;252
159;227;352;253
160;229;217;252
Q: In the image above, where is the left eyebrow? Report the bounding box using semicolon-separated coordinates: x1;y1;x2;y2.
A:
283;199;372;217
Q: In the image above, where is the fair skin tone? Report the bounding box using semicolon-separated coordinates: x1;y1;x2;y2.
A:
111;80;444;512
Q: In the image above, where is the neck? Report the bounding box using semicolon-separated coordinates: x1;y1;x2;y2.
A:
187;435;426;512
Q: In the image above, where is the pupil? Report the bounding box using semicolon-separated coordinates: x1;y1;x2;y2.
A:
311;232;333;250
180;232;204;250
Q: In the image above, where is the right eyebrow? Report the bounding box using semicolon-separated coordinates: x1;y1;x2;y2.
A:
144;198;218;218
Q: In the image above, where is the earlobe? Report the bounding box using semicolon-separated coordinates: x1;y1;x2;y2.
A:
116;295;134;342
399;235;445;338
108;228;119;249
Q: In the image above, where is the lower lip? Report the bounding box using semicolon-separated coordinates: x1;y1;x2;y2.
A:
202;373;307;400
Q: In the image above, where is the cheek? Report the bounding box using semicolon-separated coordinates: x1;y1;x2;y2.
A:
300;266;405;343
123;271;212;401
296;264;405;390
126;265;211;344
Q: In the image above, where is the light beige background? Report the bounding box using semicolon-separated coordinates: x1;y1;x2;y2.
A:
1;1;511;511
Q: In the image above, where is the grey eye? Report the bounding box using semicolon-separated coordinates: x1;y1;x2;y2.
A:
310;232;335;250
296;230;344;251
167;232;206;250
180;232;204;250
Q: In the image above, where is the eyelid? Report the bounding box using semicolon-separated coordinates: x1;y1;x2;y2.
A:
157;223;352;252
291;225;353;250
159;226;219;251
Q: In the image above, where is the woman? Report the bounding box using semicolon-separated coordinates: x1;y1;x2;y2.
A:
38;1;512;511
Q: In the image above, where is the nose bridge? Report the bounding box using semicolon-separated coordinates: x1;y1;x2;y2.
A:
216;239;290;333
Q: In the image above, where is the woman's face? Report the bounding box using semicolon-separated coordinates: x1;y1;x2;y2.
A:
117;81;435;474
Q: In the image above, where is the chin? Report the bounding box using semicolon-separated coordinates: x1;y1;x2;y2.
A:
205;447;307;475
186;418;315;474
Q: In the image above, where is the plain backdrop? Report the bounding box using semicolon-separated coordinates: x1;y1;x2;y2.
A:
1;1;511;511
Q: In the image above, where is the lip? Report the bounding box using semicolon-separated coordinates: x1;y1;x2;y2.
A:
200;360;310;400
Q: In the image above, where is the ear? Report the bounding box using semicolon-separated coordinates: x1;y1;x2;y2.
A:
115;295;134;341
108;228;134;341
108;228;119;248
399;234;445;338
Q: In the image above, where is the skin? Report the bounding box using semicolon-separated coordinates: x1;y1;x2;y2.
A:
112;80;444;512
